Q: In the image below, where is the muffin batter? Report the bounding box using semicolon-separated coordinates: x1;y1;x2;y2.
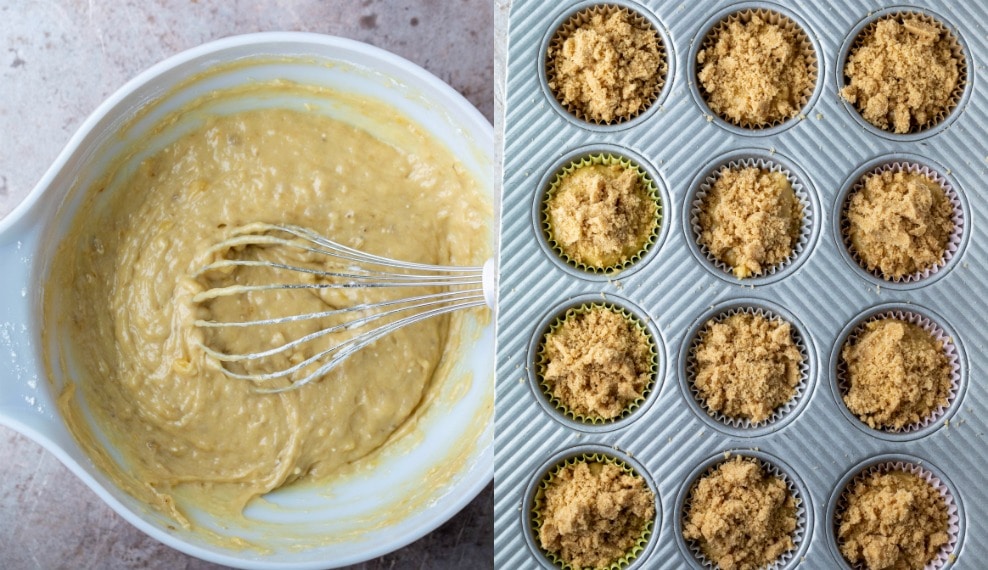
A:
683;456;797;570
49;84;489;525
841;318;951;430
698;166;802;279
538;459;655;569
842;15;962;134
540;305;652;420
846;169;954;279
546;161;657;270
697;13;814;127
838;470;950;570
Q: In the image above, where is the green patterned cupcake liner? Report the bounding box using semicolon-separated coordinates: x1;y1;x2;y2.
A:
542;153;662;275
536;302;658;425
532;452;655;570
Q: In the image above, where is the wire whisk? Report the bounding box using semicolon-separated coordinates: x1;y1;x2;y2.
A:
191;222;495;393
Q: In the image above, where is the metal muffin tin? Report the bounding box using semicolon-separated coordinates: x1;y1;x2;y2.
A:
495;1;988;568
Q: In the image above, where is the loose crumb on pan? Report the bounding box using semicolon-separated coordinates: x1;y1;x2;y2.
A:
547;7;665;123
697;13;814;126
541;306;652;420
841;15;962;134
698;166;803;279
838;470;949;570
546;162;657;270
841;318;951;430
683;456;797;570
538;460;655;569
846;169;954;279
693;313;802;423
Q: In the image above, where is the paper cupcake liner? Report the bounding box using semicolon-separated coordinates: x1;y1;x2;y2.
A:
836;310;960;433
840;162;964;283
690;157;812;280
697;8;817;129
542;153;662;275
844;11;967;134
536;302;659;425
546;3;667;125
686;305;810;430
833;460;960;570
532;453;655;570
682;454;807;570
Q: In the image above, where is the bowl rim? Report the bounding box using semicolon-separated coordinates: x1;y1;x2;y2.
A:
0;31;495;569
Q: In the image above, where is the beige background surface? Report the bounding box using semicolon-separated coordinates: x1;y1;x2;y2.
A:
0;1;506;568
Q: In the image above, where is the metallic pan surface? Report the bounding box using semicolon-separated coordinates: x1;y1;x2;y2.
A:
496;1;986;568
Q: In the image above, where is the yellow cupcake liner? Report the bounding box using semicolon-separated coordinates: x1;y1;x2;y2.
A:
532;453;655;570
536;302;658;425
839;162;964;283
682;454;806;570
836;310;961;433
697;8;818;129
542;153;661;275
833;460;960;570
546;3;667;125
843;11;966;134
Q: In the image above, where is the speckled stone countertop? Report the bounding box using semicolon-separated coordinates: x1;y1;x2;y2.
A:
0;1;499;568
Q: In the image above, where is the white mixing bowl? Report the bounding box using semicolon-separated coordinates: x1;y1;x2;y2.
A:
0;33;495;569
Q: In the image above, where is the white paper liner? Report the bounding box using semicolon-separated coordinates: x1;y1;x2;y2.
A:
546;3;667;125
836;310;960;433
536;302;659;425
682;455;807;570
845;11;967;134
686;306;810;430
697;8;818;129
833;460;960;570
840;162;964;283
691;157;812;280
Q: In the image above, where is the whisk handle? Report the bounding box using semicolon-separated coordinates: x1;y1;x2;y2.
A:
482;258;497;311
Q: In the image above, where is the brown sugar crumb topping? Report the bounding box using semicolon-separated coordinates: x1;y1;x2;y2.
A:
841;15;962;134
548;8;664;123
698;166;802;279
538;460;655;569
841;318;951;431
693;313;802;423
697;13;814;126
846;169;954;279
541;306;652;420
683;457;797;570
547;162;656;270
838;470;950;570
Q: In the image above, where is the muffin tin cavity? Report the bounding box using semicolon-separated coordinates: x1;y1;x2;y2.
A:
676;450;812;570
834;155;968;290
837;7;971;141
827;455;963;570
541;0;672;131
688;2;823;136
684;149;819;286
535;145;668;280
680;299;814;437
528;293;664;432
830;303;965;442
523;445;661;570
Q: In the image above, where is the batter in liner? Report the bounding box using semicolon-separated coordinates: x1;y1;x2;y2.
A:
48;82;490;526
